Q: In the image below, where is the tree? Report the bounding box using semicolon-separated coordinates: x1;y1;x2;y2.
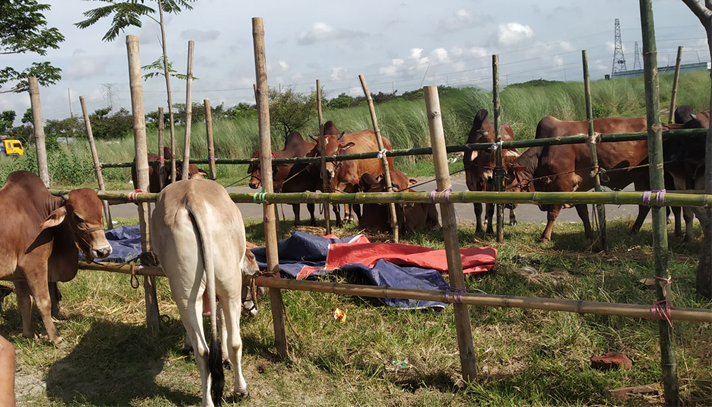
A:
269;88;318;138
0;0;64;93
681;0;712;299
76;0;197;180
0;110;16;133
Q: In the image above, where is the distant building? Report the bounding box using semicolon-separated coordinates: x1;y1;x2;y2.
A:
608;62;710;79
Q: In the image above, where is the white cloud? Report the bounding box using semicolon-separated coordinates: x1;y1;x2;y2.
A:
330;67;349;81
180;29;221;42
497;22;534;46
438;9;486;33
297;22;365;45
65;49;107;80
552;55;564;67
380;59;405;77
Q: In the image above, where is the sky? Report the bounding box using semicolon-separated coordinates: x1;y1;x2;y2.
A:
2;0;709;124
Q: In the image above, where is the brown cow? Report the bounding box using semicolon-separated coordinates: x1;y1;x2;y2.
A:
665;108;710;241
310;121;395;227
132;147;208;193
463;109;520;234
358;171;440;234
247;131;321;226
0;171;111;343
504;116;651;242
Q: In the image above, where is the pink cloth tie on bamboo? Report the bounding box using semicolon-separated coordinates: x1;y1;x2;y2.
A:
642;189;666;207
127;189;148;203
650;275;673;327
430;186;452;204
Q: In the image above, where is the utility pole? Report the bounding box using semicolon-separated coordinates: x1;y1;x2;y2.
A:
634;42;642;71
611;18;628;77
67;88;74;118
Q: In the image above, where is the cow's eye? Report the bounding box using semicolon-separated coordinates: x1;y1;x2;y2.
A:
73;214;84;224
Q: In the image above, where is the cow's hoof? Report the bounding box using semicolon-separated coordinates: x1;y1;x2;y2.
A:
486;228;494;235
510;220;518;226
235;389;249;399
538;237;551;243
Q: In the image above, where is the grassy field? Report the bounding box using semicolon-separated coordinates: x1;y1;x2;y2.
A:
1;216;710;407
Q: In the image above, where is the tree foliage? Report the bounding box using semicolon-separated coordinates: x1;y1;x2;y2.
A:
75;0;197;42
88;107;134;140
0;0;64;93
269;88;318;138
0;110;16;134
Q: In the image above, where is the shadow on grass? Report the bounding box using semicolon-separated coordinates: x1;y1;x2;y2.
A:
45;317;199;406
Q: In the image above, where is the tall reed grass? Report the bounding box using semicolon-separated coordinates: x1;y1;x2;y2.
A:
2;71;709;187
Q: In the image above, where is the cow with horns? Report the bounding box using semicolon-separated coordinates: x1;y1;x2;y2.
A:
0;171;112;343
131;146;208;193
309;121;395;227
463;109;520;234
247;131;321;226
503;115;651;242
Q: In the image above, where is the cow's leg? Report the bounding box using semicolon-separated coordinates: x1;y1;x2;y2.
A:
631;180;651;234
49;282;61;319
683;207;696;242
292;204;301;226
221;296;248;398
22;273;59;343
178;293;213;406
485;203;495;234
508;205;518;226
670;206;682;237
353;203;361;221
540;205;563;242
575;204;594;239
474;203;484;233
345;204;354;223
332;204;342;227
14;281;35;339
307;203;316;226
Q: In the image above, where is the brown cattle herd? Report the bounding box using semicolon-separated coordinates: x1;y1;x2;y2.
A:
0;105;709;404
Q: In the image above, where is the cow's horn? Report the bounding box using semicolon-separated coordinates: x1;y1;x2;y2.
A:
691;113;697;120
337;131;345;140
309;134;318;141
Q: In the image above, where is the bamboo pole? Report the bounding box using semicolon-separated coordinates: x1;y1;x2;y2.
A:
76;263;712;323
157;0;177;184
181;40;194;180
80;95;113;229
492;55;504;242
28;77;49;187
359;74;399;241
667;46;684;124
583;50;607;252
424;85;478;380
126;35;161;332
158;107;165;190
640;2;678;404
99;128;709;169
253;17;288;359
86;189;712;208
316;79;331;234
204;99;217;180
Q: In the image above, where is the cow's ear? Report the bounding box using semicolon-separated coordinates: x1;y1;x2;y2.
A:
242;249;260;276
309;134;318;142
41;206;67;230
409;178;417;185
513;165;527;173
339;142;355;153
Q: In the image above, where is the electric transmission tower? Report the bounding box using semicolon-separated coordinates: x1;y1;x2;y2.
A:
633;42;642;71
611;18;627;77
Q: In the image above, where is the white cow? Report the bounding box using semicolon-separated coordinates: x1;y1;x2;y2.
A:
151;178;258;406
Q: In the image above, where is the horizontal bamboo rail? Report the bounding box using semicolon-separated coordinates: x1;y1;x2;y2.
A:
67;190;712;208
77;262;711;323
97;128;708;169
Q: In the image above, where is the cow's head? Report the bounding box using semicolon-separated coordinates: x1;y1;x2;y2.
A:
464;109;519;190
503;163;533;193
41;189;112;262
240;249;264;317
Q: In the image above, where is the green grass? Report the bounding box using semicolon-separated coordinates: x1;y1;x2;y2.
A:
2;217;710;406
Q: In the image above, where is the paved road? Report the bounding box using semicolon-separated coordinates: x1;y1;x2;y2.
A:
106;177;646;228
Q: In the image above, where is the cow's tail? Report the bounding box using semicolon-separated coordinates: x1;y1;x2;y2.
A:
186;203;224;407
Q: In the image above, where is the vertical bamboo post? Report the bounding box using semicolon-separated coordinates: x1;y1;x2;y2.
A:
316;79;331;234
667;46;684;124
126;35;161;332
492;55;504;242
158;107;166;190
359;74;399;242
181;40;195;180
424;85;478;381
204;99;217;180
253;17;288;358
80;96;113;229
28;77;49;187
583;50;607;252
640;2;678;405
157;0;177;185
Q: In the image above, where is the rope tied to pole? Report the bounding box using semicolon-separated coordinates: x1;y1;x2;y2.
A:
429;186;453;203
444;288;467;304
489;141;503;151
376;149;388;159
642;189;666;207
651;275;673;327
127;189;149;203
209;156;218;162
586;131;602;145
253;189;268;204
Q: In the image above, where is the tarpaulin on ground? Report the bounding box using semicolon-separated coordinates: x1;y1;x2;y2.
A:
79;225;143;263
251;231;498;309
